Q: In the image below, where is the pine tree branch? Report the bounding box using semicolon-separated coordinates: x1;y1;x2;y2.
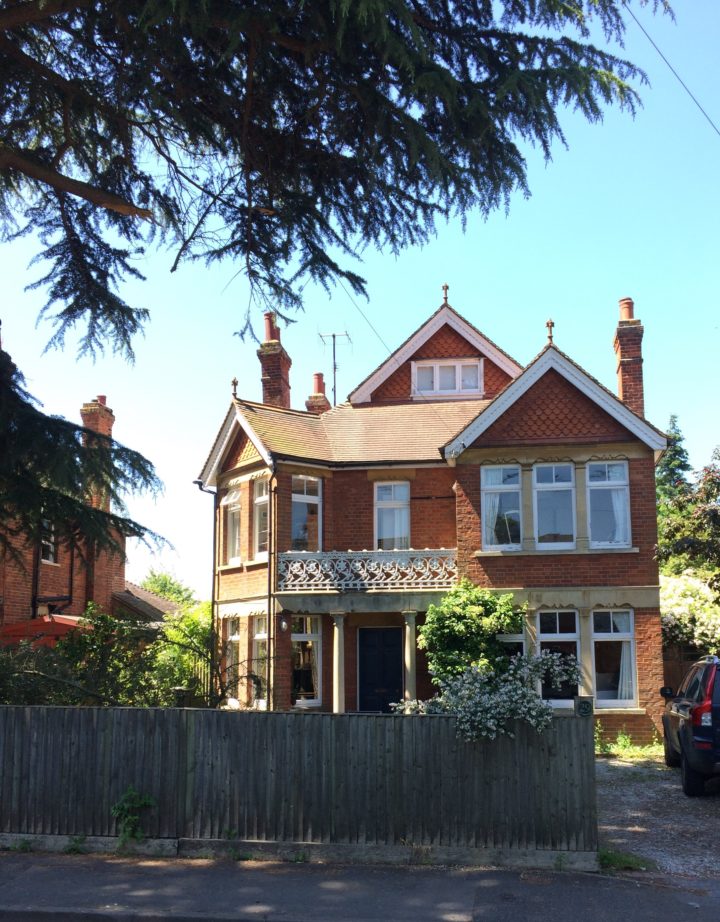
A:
0;145;153;218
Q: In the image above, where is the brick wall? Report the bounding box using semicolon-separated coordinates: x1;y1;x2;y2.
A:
455;456;659;587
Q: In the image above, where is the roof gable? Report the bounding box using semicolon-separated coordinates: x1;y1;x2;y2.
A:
348;304;522;404
197;402;273;487
443;346;666;458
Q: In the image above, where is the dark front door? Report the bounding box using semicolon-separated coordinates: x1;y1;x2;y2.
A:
358;627;403;712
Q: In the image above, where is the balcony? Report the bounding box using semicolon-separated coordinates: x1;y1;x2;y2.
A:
277;549;457;592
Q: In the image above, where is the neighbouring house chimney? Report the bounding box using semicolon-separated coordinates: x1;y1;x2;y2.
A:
257;312;292;408
80;395;115;510
305;372;331;414
613;297;644;417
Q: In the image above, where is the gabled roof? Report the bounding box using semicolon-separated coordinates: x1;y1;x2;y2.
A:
348;304;522;404
442;345;667;459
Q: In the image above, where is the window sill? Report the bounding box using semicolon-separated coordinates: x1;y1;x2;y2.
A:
474;546;640;558
40;559;60;567
594;706;644;714
218;557;268;572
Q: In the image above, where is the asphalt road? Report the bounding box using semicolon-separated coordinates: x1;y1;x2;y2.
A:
1;854;720;922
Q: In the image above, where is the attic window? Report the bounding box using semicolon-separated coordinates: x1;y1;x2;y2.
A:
411;360;482;398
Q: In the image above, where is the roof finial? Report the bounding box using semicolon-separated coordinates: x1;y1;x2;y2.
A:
231;377;238;398
441;282;449;306
546;318;555;345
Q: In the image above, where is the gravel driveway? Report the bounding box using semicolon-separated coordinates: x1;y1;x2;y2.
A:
596;756;720;878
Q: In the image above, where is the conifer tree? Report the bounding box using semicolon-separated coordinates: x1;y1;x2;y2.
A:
0;0;671;549
656;415;692;504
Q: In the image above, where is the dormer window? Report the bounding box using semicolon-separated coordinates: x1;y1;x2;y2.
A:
411;360;482;398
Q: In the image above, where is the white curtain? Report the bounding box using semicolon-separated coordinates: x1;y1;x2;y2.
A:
483;491;500;545
617;641;633;699
610;488;630;545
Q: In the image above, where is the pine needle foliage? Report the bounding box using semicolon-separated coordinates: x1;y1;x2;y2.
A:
0;346;161;562
0;0;671;351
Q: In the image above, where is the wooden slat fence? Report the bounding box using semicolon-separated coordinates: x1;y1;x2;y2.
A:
0;708;597;854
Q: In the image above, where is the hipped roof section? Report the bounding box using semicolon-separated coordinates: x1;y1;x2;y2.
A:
198;397;491;486
347;303;522;404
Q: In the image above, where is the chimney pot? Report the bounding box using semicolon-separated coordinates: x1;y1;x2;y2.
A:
263;312;275;342
313;372;325;395
97;395;107;406
619;297;634;321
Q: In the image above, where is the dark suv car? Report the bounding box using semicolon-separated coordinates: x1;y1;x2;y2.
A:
661;655;720;796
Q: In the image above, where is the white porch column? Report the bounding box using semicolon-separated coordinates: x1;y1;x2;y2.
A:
331;611;347;714
403;611;417;701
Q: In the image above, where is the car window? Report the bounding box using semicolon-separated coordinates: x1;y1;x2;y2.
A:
678;665;701;698
698;667;714;702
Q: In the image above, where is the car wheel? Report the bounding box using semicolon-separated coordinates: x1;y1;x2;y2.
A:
681;751;705;797
663;733;680;767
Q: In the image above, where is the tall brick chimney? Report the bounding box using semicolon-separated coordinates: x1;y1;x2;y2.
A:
80;395;115;510
305;372;331;414
613;297;644;417
257;312;292;408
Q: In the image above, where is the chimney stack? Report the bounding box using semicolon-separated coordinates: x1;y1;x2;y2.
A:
257;312;292;408
80;395;115;510
613;297;644;417
305;372;331;414
80;395;115;439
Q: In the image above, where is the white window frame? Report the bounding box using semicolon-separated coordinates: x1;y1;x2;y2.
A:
481;465;522;550
533;463;576;550
374;481;411;550
592;609;636;708
252;615;268;710
410;359;483;398
587;461;631;549
291;615;322;708
253;479;269;560
220;488;242;566
40;519;58;564
291;475;322;552
537;609;579;708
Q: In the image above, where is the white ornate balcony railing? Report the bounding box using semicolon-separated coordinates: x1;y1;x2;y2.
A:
277;549;457;592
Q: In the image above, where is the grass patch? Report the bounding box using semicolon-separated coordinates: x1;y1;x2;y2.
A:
599;848;656;872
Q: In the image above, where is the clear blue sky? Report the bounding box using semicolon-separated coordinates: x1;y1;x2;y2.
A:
3;2;719;598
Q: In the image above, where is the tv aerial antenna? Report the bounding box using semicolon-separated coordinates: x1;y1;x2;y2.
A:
319;330;351;406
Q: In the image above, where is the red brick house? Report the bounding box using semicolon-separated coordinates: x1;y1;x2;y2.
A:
198;296;667;740
0;395;126;646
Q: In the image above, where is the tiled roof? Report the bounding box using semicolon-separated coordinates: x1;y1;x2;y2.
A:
235;397;491;465
112;581;179;622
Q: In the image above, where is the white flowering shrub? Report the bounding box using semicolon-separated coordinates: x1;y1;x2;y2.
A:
394;651;580;741
660;571;720;653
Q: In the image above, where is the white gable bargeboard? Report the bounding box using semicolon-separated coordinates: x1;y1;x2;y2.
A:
443;347;666;460
348;305;522;404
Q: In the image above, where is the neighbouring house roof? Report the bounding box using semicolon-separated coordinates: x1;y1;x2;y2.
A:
112;581;178;622
347;303;523;404
443;344;667;458
0;614;86;648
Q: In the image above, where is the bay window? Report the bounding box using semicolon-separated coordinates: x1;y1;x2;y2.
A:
253;479;269;557
587;462;630;548
291;475;321;551
220;489;241;565
481;466;521;549
375;482;410;550
252;616;268;709
538;610;579;705
593;610;635;705
533;464;576;549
